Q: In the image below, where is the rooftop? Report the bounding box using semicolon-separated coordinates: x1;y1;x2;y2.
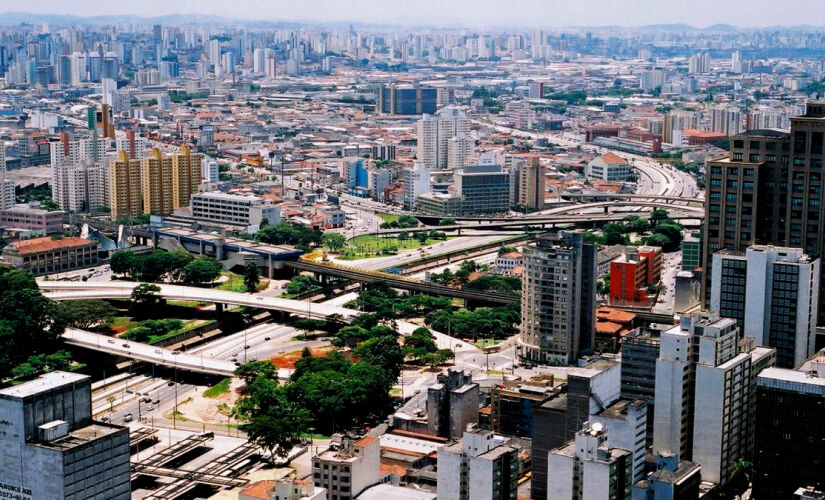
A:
35;422;124;451
9;236;96;255
0;371;89;399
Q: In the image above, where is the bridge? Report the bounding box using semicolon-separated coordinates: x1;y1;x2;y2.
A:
379;209;704;235
41;281;478;376
559;192;702;204
287;260;519;305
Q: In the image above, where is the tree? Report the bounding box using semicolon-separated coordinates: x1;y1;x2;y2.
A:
60;299;118;329
234;375;309;460
181;258;222;286
129;283;162;319
331;326;370;349
243;262;260;293
354;335;404;380
110;250;140;278
234;360;278;386
285;275;320;296
438;217;456;226
0;267;66;379
322;233;346;251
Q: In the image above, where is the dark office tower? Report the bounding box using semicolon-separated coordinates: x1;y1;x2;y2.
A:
153;24;162;42
701;101;825;325
57;54;71;85
753;359;825;498
376;83;437;115
620;326;662;445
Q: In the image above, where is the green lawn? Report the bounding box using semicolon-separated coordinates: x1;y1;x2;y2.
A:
475;338;504;349
146;320;212;345
167;300;209;308
204;378;231;398
216;272;246;293
340;234;448;260
376;213;400;223
108;316;140;333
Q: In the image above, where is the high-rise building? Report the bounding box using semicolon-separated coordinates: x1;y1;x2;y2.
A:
0;371;130;500
753;354;825;498
50;132;108;212
547;422;633;500
520;232;597;364
663;110;699;144
530;359;621;500
437;426;519;500
589;399;648;484
377;83;437;115
453;164;510;215
653;313;775;485
141;147;173;215
402;162;430;209
0;143;12;210
416;107;470;169
512;155;546;211
109;150;141;219
171;144;202;209
620;327;661;446
710;105;744;136
446;133;473;170
116;130;149;161
711;245;819;368
701;102;825;325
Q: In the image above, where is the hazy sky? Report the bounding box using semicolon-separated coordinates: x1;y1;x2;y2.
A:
9;0;825;28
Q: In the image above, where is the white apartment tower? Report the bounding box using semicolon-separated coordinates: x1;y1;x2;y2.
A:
402;162;431;209
416;106;469;170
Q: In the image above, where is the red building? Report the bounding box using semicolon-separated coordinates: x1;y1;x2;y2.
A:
609;246;663;306
681;129;727;145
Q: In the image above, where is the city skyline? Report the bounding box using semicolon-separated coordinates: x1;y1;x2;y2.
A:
10;0;825;28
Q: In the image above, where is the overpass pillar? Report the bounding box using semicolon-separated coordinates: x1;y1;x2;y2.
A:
215;303;224;317
604;206;609;214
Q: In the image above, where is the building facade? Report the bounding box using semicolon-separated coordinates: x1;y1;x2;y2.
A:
520;232;597;364
437;427;518;500
2;236;99;275
0;372;130;500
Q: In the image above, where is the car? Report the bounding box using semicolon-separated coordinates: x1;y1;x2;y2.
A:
256;296;263;300
143;397;152;403
153;398;160;404
122;343;130;348
523;362;534;370
234;362;241;366
100;416;110;422
147;405;154;411
245;345;250;349
154;350;162;354
264;337;270;341
230;357;238;362
123;414;133;423
107;339;115;344
167;381;175;386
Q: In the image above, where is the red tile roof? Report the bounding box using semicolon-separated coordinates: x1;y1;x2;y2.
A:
11;237;95;255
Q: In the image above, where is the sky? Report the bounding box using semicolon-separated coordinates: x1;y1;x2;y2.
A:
6;0;825;28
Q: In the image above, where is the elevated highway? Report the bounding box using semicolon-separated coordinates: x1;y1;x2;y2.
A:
41;281;479;377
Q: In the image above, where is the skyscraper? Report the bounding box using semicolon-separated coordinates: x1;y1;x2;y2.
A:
171;144;203;209
402;162;431;209
141;147;173;215
711;245;819;368
753;354;825;498
520;231;596;364
653;312;775;485
109;150;141;219
416;106;470;169
701;102;825;325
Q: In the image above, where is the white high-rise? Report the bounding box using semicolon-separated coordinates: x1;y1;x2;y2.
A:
416;106;470;170
209;39;221;75
710;245;819;369
447;133;474;170
51;136;109;212
0;143;13;210
653;312;776;487
252;48;266;73
402;161;431;209
70;52;87;85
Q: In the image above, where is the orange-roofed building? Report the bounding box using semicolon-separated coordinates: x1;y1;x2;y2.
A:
585;153;632;182
2;236;99;275
239;477;326;500
595;306;638;353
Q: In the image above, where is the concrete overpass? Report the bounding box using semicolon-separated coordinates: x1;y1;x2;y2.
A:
287;260;519;305
380;210;704;235
559;193;703;203
41;281;479;376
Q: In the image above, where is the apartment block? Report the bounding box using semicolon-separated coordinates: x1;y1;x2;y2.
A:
436;427;518;500
520;232;597;364
109;150;142;219
312;434;380;500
